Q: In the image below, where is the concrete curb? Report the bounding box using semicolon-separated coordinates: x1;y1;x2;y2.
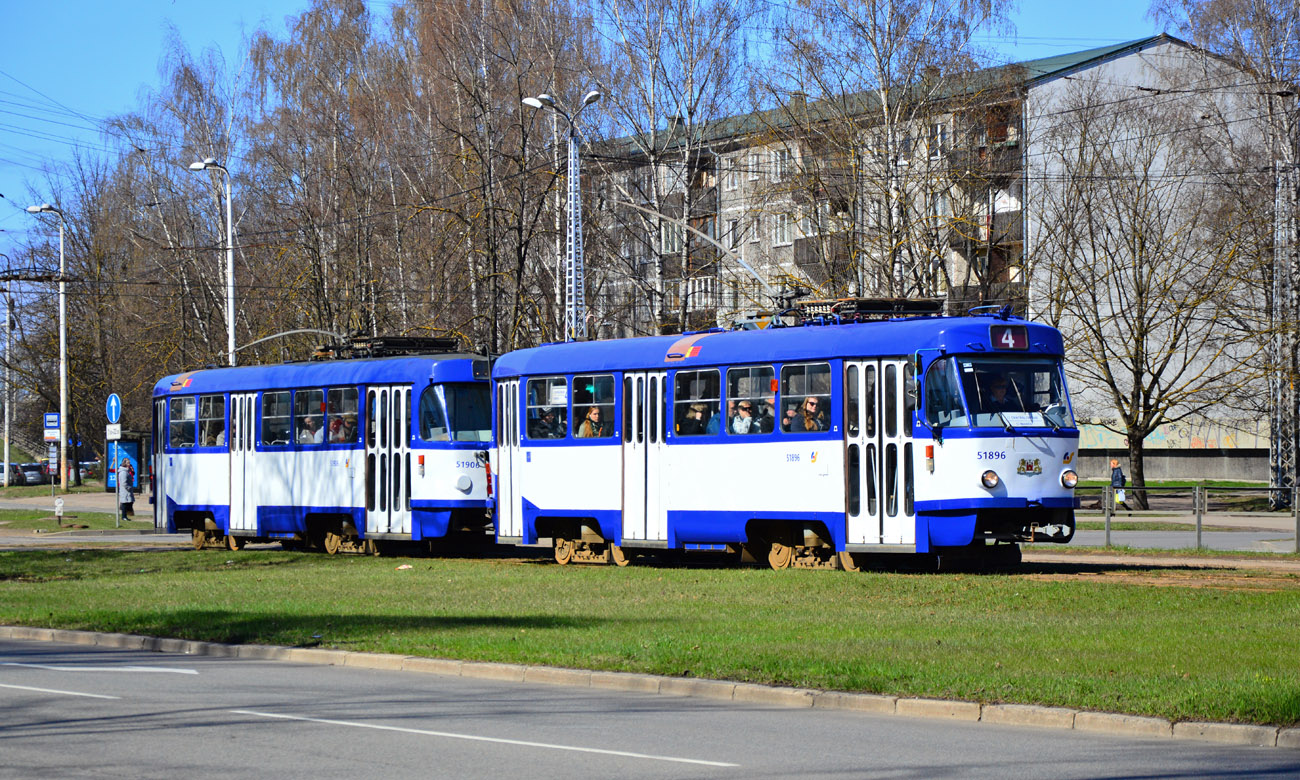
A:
0;624;1292;750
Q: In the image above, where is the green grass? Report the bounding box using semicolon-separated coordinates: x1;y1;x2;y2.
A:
0;481;105;499
0;549;1297;726
0;509;145;532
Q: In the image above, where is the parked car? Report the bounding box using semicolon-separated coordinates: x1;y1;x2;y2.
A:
3;463;25;486
21;463;45;485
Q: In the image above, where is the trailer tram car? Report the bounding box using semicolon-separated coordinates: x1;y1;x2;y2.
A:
152;343;493;553
492;308;1079;569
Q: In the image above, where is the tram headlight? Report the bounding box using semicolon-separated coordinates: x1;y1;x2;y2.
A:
980;470;1000;489
1060;469;1079;489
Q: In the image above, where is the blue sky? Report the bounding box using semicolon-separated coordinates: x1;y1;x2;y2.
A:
0;0;1164;253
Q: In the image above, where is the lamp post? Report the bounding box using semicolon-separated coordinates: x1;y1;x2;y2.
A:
188;157;237;366
0;252;9;488
24;204;68;493
523;90;602;341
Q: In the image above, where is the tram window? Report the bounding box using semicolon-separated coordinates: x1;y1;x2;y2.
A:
865;443;878;515
648;377;658;444
674;369;720;436
904;442;914;516
622;377;632;442
780;362;831;433
326;388;359;443
571;374;615;438
420;383;492;442
864;365;877;438
636;377;645;444
525;376;568;439
846;366;859;436
885;443;898;517
294;389;326;445
421;383;452;442
726;365;774;435
847;444;860;516
924;358;967;427
903;363;916;439
197;395;225;447
366;390;377;448
884;364;898;438
261;392;292;446
168;397;196;448
495;388;504;446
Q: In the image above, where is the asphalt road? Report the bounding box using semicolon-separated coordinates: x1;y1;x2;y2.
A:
0;639;1295;779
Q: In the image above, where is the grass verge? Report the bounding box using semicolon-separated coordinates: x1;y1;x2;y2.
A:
0;549;1297;726
0;509;144;532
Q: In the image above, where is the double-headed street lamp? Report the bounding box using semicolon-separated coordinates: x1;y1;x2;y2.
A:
188;157;237;366
24;203;68;492
523;90;602;341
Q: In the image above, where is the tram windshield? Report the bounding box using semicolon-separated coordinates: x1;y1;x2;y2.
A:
419;382;492;442
924;356;1073;430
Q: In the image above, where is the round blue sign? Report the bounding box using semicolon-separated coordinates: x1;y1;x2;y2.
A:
106;393;122;425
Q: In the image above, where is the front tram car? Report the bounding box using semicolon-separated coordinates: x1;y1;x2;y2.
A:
492;308;1078;570
151;339;493;553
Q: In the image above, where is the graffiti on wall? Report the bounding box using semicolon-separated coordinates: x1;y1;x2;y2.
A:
1078;419;1268;450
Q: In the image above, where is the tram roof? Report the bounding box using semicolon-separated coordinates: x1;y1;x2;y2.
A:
493;317;1065;378
153;354;487;397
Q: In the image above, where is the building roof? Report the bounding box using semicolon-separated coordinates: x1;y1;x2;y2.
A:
593;35;1186;160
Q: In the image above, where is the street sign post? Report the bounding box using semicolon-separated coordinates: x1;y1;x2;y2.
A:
106;394;121;425
106;424;121;441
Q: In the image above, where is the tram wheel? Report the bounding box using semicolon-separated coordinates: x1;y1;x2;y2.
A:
191;529;207;550
323;531;344;556
767;542;794;570
226;534;245;551
839;551;864;572
554;537;575;565
611;545;633;567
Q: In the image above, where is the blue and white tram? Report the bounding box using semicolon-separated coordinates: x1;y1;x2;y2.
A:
152;354;493;552
491;313;1079;569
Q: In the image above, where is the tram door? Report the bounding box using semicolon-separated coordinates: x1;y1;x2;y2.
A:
494;380;524;538
228;392;258;535
621;371;667;543
365;386;411;536
153;399;166;529
844;359;915;545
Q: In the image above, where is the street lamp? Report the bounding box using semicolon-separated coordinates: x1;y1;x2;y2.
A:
523;90;602;341
24;203;68;493
188;157;237;366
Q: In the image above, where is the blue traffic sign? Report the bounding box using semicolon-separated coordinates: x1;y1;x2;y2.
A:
43;412;58;429
106;394;122;424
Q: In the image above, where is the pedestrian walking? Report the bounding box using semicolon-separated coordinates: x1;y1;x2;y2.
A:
1110;458;1129;510
116;457;135;518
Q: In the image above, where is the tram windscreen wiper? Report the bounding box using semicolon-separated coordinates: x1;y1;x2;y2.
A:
998;412;1015;433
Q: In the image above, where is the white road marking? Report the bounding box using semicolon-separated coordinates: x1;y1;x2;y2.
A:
230;709;739;768
2;662;198;675
0;682;120;699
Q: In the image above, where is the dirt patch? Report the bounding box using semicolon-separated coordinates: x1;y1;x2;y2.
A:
1021;569;1300;592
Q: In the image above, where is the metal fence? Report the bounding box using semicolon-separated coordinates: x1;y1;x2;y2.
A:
1071;485;1300;553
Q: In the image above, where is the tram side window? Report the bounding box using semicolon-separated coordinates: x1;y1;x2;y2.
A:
781;363;832;433
572;374;615;438
198;394;226;446
674;369;720;436
262;391;292;446
924;358;967;427
525;376;568;439
726;365;775;435
168;397;196;448
295;389;326;444
326;388;359;443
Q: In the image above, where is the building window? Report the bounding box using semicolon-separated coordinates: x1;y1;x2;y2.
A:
724;157;738;191
727;218;741;249
748;152;761;181
661;221;685;254
928;122;947;159
773;213;792;246
773;149;791;180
